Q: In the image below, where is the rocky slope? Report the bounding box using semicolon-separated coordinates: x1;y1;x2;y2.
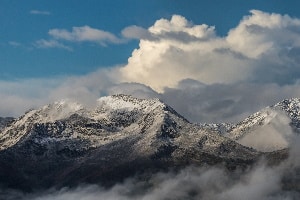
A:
0;117;14;131
220;98;300;152
0;94;262;191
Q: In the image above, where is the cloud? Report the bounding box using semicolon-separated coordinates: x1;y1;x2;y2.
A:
48;26;122;46
238;109;294;152
160;80;300;123
3;156;300;199
119;11;300;92
34;39;73;51
227;10;300;59
2;74;300;126
9;41;21;47
0;67;120;117
107;82;159;99
122;25;154;40
29;10;51;15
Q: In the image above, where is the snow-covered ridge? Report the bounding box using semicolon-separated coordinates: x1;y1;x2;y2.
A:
274;98;300;129
2;95;300;153
16;94;166;124
226;107;278;140
226;98;300;140
218;98;300;152
97;94;164;111
0;95;169;150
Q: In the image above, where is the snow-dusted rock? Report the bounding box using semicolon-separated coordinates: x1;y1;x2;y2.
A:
0;94;261;191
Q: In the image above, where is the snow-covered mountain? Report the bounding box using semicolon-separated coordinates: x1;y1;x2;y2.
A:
220;98;300;152
0;94;263;191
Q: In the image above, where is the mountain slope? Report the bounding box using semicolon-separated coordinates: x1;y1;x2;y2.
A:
0;94;260;191
222;98;300;152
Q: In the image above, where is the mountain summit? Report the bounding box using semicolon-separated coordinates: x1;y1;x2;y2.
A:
0;95;290;191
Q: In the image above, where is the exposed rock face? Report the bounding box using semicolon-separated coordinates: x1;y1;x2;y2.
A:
0;117;14;131
0;95;292;191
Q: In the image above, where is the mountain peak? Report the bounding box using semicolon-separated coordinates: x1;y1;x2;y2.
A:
97;94;164;111
274;98;300;125
223;97;300;152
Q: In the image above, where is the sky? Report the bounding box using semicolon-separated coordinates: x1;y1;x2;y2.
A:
2;0;300;123
2;0;300;78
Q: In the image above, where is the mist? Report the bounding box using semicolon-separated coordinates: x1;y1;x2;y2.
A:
2;134;299;200
238;109;294;152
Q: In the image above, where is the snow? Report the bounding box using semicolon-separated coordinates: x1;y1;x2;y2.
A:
1;94;299;155
0;95;168;151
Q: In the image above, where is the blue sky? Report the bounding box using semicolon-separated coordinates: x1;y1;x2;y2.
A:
1;0;300;79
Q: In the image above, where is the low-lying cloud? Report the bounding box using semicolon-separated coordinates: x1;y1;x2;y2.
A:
238;109;295;152
2;142;299;200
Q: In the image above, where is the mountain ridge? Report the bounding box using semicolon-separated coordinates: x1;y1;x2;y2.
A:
0;95;296;191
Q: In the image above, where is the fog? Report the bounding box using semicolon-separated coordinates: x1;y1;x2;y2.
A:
2;133;299;200
238;109;294;152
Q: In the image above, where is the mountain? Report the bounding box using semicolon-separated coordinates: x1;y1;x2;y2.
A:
222;98;300;152
0;94;261;191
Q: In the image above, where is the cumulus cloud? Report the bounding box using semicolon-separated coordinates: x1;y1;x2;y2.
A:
48;26;122;45
119;11;300;92
227;10;300;59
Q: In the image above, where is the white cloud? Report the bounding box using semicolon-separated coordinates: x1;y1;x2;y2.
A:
49;26;122;45
238;109;294;152
29;10;51;15
0;67;120;117
34;39;73;51
227;10;300;59
119;11;300;92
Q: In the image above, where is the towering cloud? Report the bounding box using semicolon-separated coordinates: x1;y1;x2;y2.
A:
120;10;300;92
